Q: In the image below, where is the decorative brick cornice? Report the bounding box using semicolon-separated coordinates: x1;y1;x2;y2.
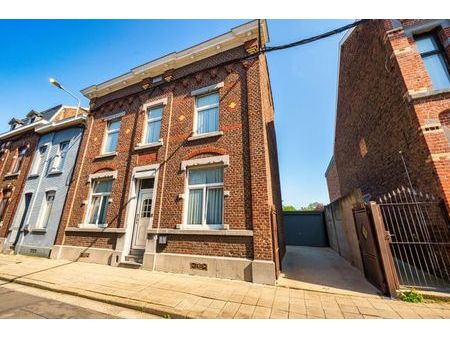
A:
184;147;227;160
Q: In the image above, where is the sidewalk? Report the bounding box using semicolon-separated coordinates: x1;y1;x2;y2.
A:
0;254;449;319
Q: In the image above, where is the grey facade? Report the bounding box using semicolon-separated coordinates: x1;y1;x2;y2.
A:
4;108;86;257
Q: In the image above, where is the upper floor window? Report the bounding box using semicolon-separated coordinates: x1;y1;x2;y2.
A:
37;191;55;229
103;119;121;154
31;145;47;176
145;106;163;144
10;146;27;174
195;92;219;135
186;166;224;228
86;179;113;227
415;33;450;90
51;141;69;172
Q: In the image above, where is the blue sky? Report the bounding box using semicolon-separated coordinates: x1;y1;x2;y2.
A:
0;19;352;208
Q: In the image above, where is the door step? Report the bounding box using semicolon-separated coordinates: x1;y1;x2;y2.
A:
118;261;142;269
124;254;143;264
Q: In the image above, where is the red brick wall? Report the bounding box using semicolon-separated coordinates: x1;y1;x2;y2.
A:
0;132;38;238
333;20;443;203
55;45;284;264
325;158;341;202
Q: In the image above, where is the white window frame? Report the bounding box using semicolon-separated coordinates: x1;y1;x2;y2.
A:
36;190;56;229
30;145;47;176
139;98;167;147
183;165;224;230
102;119;121;155
143;105;163;145
51;141;69;172
84;178;113;228
193;91;220;136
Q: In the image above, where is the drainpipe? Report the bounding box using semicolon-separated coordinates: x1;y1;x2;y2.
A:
152;93;174;271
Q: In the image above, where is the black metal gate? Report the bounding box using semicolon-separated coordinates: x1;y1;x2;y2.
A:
378;187;450;291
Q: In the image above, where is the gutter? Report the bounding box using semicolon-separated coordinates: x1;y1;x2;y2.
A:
34;115;88;135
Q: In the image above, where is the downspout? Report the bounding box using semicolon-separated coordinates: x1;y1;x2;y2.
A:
152;93;174;271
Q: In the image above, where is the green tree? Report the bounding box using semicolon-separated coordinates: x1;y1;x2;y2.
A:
300;202;324;211
282;205;297;211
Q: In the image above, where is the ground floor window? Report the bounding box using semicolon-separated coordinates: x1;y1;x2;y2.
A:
86;179;113;226
37;191;55;229
186;166;224;228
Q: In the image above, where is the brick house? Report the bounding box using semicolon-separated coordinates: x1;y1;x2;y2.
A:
2;106;87;257
326;19;450;210
0;106;85;254
52;20;285;285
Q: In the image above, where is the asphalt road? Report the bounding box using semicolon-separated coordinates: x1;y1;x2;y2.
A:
0;286;115;319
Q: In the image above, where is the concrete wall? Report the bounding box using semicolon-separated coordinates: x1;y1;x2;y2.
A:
6;126;83;257
324;190;364;273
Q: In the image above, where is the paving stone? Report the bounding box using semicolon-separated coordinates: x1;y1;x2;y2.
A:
270;308;289;319
306;306;325;318
289;312;307;319
234;304;255;319
343;312;364;319
339;304;360;314
324;309;344;319
218;302;240;319
252;306;271;319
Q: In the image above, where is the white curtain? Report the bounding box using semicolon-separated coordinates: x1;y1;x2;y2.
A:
206;188;223;224
197;107;218;134
187;189;203;224
147;120;161;143
188;167;223;185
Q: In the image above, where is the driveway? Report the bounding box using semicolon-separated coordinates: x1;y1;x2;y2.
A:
278;246;381;297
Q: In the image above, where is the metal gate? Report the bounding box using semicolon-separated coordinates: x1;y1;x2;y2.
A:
378;187;450;291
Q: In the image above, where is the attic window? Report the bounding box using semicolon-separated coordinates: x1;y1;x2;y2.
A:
152;76;163;84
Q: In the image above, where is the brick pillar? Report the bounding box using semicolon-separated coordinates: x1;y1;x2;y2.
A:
244;56;275;284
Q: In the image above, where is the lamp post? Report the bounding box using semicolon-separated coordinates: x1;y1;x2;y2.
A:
49;78;81;117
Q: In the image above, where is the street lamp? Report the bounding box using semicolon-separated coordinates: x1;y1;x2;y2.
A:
49;78;81;117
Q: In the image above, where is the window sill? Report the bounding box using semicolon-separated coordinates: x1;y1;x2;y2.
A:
147;228;253;237
30;228;47;234
187;131;223;142
409;87;450;101
4;172;20;178
95;152;117;160
66;226;126;234
47;170;63;176
134;141;163;151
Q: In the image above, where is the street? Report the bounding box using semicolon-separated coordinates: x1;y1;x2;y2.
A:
0;283;162;319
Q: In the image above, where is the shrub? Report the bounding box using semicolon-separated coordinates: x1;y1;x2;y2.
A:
398;288;423;303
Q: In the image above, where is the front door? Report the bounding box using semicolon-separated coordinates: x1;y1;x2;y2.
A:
131;179;154;250
13;193;32;248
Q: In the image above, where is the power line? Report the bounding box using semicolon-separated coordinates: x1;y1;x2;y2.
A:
263;19;369;53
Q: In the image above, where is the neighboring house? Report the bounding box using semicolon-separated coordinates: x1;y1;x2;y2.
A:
0;105;87;257
0;111;43;251
326;19;450;209
52;20;284;285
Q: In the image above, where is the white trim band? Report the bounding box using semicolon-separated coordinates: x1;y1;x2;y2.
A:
88;170;118;182
191;82;224;96
180;154;229;171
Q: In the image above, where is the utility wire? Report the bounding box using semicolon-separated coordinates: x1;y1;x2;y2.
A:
92;19;370;107
263;19;369;53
